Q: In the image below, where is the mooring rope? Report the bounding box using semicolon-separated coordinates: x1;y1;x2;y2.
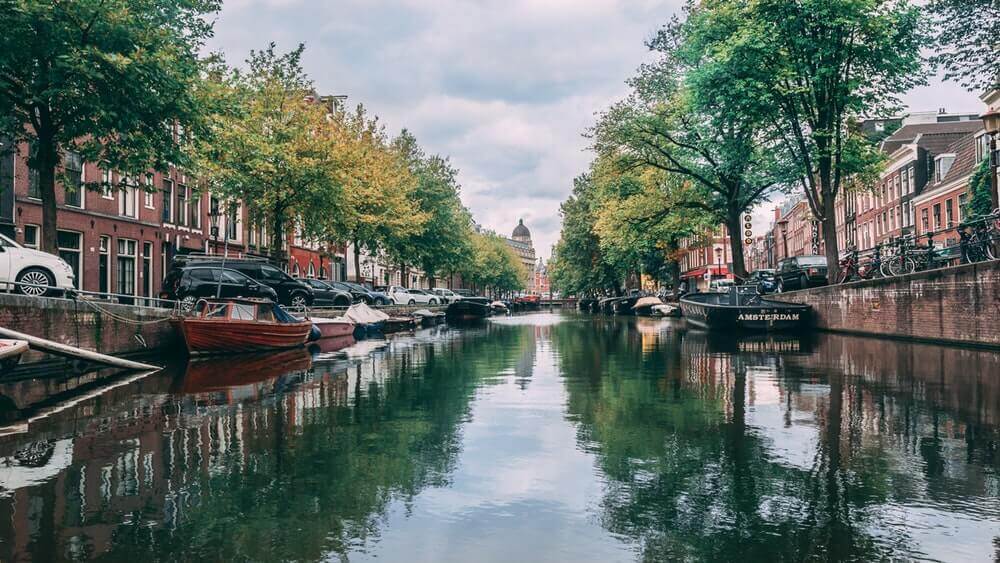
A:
80;299;175;326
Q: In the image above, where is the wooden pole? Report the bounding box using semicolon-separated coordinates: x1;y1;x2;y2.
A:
0;327;160;371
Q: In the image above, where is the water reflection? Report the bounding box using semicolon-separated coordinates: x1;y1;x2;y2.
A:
0;314;997;562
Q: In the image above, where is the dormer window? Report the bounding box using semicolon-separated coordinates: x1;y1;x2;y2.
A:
935;153;956;182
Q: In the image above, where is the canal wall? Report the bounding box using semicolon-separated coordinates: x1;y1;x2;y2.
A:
773;259;1000;348
0;293;448;364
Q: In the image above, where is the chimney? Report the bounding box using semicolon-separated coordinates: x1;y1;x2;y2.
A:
939;108;946;114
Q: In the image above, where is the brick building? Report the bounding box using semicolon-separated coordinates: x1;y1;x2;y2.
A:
912;128;989;246
0;135;339;303
677;226;733;292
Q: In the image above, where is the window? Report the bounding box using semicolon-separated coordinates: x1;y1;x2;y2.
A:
908;165;915;193
176;184;188;226
921;208;929;232
101;169;114;199
226;203;239;241
945;199;954;227
890;207;896;231
116;238;137;304
977;134;990;163
23;225;39;249
959;193;968;220
901;167;909;196
260;265;286;282
144;175;155;208
99;236;111;294
63;151;84;208
119;176;138;218
162;179;173;223
903;202;911;227
58;231;82;289
27;143;41;199
142;241;153;304
307;262;315;278
933;203;942;230
190;192;201;229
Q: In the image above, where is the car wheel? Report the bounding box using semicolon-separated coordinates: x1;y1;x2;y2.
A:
180;295;197;311
290;293;308;308
15;268;55;297
429;298;437;305
408;299;415;305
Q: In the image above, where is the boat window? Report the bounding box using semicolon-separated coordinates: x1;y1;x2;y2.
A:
231;303;257;320
206;303;229;318
257;306;275;322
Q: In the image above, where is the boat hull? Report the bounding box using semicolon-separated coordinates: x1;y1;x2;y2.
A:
173;318;313;354
446;300;491;320
310;317;355;339
680;295;811;332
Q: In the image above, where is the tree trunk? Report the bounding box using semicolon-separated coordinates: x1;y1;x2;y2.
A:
270;209;286;269
428;274;436;289
353;240;363;283
821;187;840;284
36;128;59;255
725;209;748;281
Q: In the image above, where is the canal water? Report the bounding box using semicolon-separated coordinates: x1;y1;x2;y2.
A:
1;312;998;562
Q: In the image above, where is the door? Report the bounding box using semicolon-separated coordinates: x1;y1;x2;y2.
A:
142;241;153;305
116;238;137;304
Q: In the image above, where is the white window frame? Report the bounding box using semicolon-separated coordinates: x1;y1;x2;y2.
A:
23;224;39;249
144;174;155;209
101;169;114;199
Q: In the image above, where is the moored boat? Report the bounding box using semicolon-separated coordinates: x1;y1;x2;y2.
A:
308;316;356;339
632;296;663;316
412;309;446;326
173;299;313;354
343;303;389;338
446;297;491;320
383;316;418;333
0;339;28;371
679;287;811;331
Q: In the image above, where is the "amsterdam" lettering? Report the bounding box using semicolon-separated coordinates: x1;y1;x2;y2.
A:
737;313;800;321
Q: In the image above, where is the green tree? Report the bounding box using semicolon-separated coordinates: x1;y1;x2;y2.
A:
592;13;790;280
0;0;219;254
927;0;999;92
705;0;925;281
389;130;474;288
967;159;994;218
462;232;524;297
197;44;346;265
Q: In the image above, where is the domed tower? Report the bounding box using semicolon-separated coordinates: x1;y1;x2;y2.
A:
511;218;532;244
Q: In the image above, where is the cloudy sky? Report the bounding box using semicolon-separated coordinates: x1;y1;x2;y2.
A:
208;0;982;259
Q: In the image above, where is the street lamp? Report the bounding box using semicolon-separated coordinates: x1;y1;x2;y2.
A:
714;247;722;282
980;107;1000;212
207;202;229;298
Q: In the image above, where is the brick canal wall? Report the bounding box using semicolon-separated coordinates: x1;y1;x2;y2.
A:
0;294;178;363
0;294;448;364
773;259;1000;348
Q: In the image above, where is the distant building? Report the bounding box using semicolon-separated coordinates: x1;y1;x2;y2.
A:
505;219;536;293
677;226;733;292
533;258;550;296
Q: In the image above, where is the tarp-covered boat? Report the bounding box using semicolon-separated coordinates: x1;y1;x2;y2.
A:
173;299;313;354
679;287;811;332
343;303;390;337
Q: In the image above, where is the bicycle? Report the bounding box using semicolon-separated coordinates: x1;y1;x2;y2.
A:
837;248;861;283
959;210;999;264
881;236;916;277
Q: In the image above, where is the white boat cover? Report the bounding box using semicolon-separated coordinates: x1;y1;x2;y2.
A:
651;304;678;315
344;303;390;324
490;301;507;308
411;309;436;318
633;296;663;309
310;316;354;326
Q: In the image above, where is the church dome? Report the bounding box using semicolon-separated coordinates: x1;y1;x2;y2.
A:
512;219;531;240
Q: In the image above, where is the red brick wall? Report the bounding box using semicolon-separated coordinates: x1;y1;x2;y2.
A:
774;259;1000;348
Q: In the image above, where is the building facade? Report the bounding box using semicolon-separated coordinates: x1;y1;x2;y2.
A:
505;219;537;293
677;226;733;292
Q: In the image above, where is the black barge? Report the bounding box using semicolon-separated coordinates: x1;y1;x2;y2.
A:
679;287;811;332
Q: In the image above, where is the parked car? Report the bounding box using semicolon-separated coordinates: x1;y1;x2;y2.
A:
385;286;439;305
775;255;829;292
301;279;354;307
168;257;314;307
160;265;278;309
431;287;462;303
342;282;392;305
0;233;75;297
453;289;476;298
747;269;778;294
709;279;736;292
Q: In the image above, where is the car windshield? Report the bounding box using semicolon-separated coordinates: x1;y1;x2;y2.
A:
797;257;827;266
0;234;23;249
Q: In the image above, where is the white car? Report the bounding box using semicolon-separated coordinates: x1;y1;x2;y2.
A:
0;233;75;297
386;286;439;305
431;288;462;303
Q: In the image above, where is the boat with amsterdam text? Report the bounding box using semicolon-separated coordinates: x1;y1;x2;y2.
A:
679;286;811;331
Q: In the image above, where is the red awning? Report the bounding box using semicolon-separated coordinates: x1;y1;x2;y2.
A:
681;265;730;279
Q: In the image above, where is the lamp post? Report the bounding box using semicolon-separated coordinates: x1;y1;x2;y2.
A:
980;107;1000;213
714;247;722;284
208;202;229;299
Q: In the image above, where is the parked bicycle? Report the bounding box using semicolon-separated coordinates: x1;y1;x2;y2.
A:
958;209;999;264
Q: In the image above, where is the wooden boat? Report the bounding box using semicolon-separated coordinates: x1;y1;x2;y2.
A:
172;299;313;354
679;287;811;332
632;296;663;316
613;295;641;315
0;339;28;371
446;297;491;320
412;309;446;326
383;316;418;333
308;316;356;339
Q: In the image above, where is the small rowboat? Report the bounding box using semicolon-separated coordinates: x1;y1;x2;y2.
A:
679;287;811;332
308;316;356;339
173;299;313;354
0;339;28;371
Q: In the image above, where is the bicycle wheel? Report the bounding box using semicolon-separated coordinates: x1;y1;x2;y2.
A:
887;255;915;277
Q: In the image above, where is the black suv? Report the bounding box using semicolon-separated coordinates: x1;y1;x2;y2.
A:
166;257;314;307
160;266;278;309
302;279;354;307
775;255;829;292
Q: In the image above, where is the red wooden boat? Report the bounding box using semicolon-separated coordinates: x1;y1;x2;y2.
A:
173;299;313;354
